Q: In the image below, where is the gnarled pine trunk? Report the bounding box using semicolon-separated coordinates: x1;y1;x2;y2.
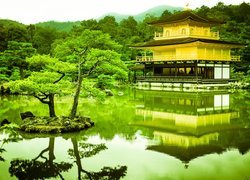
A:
48;94;56;117
70;75;83;118
70;60;83;118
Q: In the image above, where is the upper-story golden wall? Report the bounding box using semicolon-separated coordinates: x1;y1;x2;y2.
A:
154;22;219;40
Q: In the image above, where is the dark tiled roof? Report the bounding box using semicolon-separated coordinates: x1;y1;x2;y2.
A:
148;11;221;25
131;38;244;48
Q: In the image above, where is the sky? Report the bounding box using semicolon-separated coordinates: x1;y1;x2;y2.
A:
0;0;249;24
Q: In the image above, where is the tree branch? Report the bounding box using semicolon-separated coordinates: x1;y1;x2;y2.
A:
80;57;87;65
79;47;88;56
82;60;101;78
33;147;49;161
42;92;49;97
53;72;65;84
78;48;88;65
34;94;49;104
57;172;65;180
81;169;93;180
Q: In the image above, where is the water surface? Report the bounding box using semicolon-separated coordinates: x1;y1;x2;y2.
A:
1;89;250;179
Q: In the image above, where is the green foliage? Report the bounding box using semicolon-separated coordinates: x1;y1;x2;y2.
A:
160;9;172;19
7;55;74;116
119;16;138;38
9;71;69;94
0;41;36;80
10;159;72;179
8;56;75;95
9;68;20;81
53;30;121;61
98;16;118;39
0;19;66;55
68;142;107;158
0;124;22;162
90;166;127;180
27;54;58;71
27;54;76;73
53;30;128;91
137;14;158;42
31;26;66;54
113;70;128;81
0;19;28;51
0;67;9;83
243;70;250;88
81;81;106;101
96;74;114;89
0;24;8;51
230;68;250;89
36;20;81;32
71;19;100;36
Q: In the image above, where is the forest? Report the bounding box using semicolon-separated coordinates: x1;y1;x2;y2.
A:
0;2;250;93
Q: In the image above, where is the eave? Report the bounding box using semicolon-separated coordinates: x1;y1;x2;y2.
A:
130;38;245;49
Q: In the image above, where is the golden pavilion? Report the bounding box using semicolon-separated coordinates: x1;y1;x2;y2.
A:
131;10;244;87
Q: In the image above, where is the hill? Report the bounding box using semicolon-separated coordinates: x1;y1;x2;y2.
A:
98;5;183;22
0;19;26;27
35;5;182;32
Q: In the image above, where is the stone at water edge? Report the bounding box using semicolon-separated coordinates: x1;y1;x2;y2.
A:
105;89;114;96
0;119;11;126
20;111;35;120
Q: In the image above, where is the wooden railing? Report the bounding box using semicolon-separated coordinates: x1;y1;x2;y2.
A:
136;55;241;62
136;56;153;61
136;76;230;83
137;76;202;82
154;31;220;40
231;56;241;61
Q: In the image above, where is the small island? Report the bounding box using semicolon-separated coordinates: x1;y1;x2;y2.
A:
20;112;94;133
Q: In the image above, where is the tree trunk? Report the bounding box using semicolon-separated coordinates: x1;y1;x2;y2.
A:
48;138;55;165
72;138;92;180
72;138;82;179
19;67;24;80
70;75;83;118
48;93;56;117
70;61;83;118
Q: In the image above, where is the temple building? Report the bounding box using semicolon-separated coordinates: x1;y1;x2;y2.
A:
131;10;244;88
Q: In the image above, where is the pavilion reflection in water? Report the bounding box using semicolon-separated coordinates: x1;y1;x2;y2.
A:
133;91;250;166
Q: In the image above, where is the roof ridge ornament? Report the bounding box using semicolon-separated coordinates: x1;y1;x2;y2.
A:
184;3;191;11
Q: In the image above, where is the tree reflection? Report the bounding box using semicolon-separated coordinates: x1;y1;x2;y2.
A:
69;138;127;180
0;124;22;162
9;138;72;179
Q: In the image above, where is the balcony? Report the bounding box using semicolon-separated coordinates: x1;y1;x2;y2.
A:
136;55;241;62
154;31;220;40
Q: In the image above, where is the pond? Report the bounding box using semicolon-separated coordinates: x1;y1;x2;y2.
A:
1;89;250;179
